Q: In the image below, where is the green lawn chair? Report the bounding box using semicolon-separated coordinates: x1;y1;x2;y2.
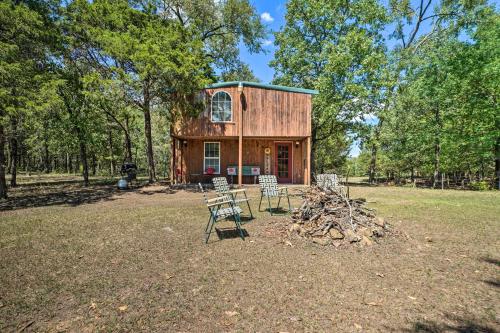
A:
258;175;291;215
212;177;254;219
199;183;244;243
316;173;346;196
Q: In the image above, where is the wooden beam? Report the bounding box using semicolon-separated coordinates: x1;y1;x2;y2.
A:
306;136;311;185
170;137;175;185
180;139;184;184
238;92;243;186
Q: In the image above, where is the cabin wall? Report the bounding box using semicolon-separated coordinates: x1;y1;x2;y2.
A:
174;87;312;138
174;138;306;184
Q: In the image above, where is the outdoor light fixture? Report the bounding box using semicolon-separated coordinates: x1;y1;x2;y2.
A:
295;141;300;148
237;82;244;93
183;140;188;147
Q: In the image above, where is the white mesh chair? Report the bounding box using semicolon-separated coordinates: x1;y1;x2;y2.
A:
199;183;244;243
212;177;253;218
316;174;346;195
258;175;291;215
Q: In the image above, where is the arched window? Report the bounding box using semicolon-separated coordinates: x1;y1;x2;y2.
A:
211;91;232;122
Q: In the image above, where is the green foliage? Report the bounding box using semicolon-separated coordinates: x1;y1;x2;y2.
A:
220;62;260;82
470;180;492;191
0;0;266;192
271;0;389;172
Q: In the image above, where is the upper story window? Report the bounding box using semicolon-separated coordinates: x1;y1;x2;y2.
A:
211;91;232;122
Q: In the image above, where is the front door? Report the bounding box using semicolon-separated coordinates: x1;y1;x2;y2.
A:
275;142;292;183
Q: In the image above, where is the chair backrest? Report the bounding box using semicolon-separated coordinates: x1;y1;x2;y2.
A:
316;174;325;187
258;175;279;196
199;183;209;204
212;177;230;195
317;174;339;189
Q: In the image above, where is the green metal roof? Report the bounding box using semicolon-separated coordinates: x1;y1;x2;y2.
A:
205;81;318;95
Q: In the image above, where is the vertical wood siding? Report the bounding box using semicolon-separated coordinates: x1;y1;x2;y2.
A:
179;139;305;184
173;86;312;138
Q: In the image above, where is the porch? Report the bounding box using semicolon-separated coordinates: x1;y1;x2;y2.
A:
171;137;311;185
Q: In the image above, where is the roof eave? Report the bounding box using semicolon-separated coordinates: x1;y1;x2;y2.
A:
205;81;318;95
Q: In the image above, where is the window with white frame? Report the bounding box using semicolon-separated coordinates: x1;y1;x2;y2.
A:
204;142;220;174
211;91;232;122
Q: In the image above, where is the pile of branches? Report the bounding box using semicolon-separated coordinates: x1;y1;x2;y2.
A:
288;186;390;247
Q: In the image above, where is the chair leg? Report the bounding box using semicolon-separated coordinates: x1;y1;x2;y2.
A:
277;196;282;211
287;195;291;212
258;193;263;212
234;214;245;240
243;192;254;219
267;196;273;215
247;200;254;219
205;216;215;244
204;215;212;234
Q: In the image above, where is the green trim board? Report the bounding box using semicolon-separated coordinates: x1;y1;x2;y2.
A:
206;81;318;95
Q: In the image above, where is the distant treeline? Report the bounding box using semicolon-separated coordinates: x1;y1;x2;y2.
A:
271;0;498;189
0;0;265;198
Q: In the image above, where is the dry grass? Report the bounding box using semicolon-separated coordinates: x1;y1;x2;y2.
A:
0;176;499;332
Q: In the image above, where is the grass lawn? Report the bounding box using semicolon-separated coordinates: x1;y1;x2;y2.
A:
0;175;499;332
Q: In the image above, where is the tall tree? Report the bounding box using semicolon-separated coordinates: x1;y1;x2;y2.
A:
64;0;266;183
271;0;388;173
0;1;54;196
220;62;260;82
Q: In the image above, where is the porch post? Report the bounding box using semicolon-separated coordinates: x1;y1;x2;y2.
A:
238;83;243;187
306;136;311;185
180;139;184;184
170;137;175;185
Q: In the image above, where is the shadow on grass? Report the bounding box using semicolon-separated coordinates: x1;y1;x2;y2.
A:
479;256;500;289
480;256;500;267
260;207;291;216
239;216;255;224
215;227;249;240
0;180;178;211
399;314;497;332
483;279;500;288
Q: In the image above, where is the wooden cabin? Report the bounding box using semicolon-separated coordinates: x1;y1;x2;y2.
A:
170;81;317;185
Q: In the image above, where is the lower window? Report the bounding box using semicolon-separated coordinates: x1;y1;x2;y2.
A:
204;142;220;174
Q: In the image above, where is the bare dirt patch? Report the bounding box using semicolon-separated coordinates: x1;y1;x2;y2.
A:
0;178;498;332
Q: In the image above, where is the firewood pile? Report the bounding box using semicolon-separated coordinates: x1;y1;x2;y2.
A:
288;186;390;247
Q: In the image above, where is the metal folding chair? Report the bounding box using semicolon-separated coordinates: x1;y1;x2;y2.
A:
316;173;346;196
199;183;244;243
212;177;253;219
258;175;291;215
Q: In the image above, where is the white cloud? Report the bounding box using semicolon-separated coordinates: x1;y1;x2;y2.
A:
261;12;274;22
263;39;273;46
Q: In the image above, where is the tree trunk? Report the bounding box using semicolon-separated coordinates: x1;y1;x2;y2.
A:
66;153;71;174
369;143;377;184
108;127;115;175
6;140;11;175
432;140;440;189
79;137;89;186
495;137;499;190
310;126;318;179
432;108;441;189
9;117;18;187
25;153;30;174
91;152;96;176
143;84;156;183
122;116;133;163
0;121;7;199
43;127;50;173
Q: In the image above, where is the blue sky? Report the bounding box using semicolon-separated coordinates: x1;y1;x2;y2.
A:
237;0;498;157
238;0;287;83
240;0;499;83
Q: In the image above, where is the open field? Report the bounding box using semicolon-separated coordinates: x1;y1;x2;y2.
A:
0;175;499;332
